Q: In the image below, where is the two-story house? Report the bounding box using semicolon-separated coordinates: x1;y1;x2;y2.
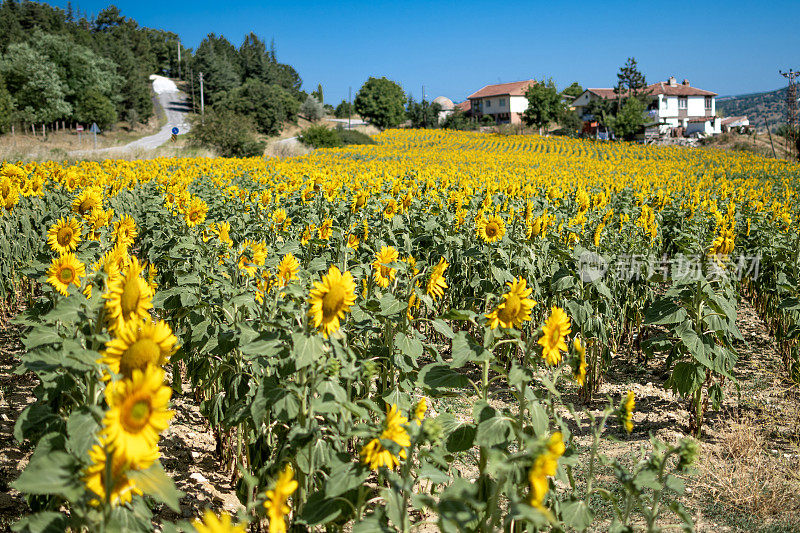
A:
572;77;720;136
467;80;536;124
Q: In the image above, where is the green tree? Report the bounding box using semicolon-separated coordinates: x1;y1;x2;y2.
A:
218;79;299;136
615;57;650;108
188;108;265;157
312;83;323;104
441;108;472;131
334;100;352;119
558;108;583;135
0;42;71;123
300;95;325;122
610;97;646;140
354;77;406;130
522;79;562;134
0;73;13;133
406;96;441;128
562;82;584;98
74;88;117;127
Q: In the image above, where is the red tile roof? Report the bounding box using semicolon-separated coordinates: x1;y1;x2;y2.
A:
456;100;471;112
648;82;717;97
587;88;621;99
468;79;536;99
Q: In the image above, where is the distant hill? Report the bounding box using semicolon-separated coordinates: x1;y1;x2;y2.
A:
717;87;789;129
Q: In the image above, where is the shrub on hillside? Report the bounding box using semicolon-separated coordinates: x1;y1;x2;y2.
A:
188;109;265;157
337;127;376;145
298;124;342;148
300;95;325;122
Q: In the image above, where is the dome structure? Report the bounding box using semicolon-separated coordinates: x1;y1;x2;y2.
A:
432;96;455;110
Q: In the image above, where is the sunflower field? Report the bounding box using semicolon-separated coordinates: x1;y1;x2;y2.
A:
1;129;800;532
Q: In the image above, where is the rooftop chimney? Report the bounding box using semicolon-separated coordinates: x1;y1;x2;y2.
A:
682;79;690;86
668;76;677;87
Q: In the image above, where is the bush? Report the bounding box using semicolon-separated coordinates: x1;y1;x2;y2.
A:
334;100;353;118
298;124;343;148
74;88;118;129
300;95;325;122
217;80;299;136
188;109;265;157
337;127;376;145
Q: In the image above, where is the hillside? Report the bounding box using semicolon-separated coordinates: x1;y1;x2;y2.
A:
717;86;788;129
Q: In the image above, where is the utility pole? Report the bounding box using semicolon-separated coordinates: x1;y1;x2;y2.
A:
199;72;205;123
177;40;181;79
779;68;799;158
348;86;352;130
422;84;426;129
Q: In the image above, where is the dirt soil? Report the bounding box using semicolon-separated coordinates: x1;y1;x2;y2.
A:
0;300;798;531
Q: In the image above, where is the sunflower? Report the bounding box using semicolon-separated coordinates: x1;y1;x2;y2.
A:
97;243;131;279
318;218;333;240
527;432;565;510
87;207;113;240
113;215;138;248
351;191;368;212
194;510;247;533
102;364;173;465
307;265;356;338
2;184;19;212
103;256;154;332
538;307;571;366
346;233;359;250
476;214;506;243
621;391;635;433
413;397;427;424
185;197;208;228
426;257;449;300
84;440;153;507
101;318;178;378
275;253;299;287
573;337;587;386
214;221;233;246
255;270;273;304
372;246;399;288
238;240;267;277
46;253;85;296
47;217;82;254
263;464;298;533
485;277;536;329
360;404;411;470
383;199;398;219
72;187;103;218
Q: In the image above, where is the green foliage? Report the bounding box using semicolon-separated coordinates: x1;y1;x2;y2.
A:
217;80;299;136
406;97;442;129
300;95;326;122
74;89;117;128
615;57;649;102
188;109;265;157
298;124;343;148
562;82;584;98
0;73;12;133
336;127;376;145
522;78;563;133
354;77;406;130
0;42;71;123
441;108;473;131
610;97;647;140
334;100;353;119
558;109;583;135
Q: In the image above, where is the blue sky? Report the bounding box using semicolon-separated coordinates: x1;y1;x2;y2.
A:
57;0;799;103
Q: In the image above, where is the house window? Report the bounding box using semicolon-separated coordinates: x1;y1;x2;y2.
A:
678;96;688;109
499;98;505;106
705;96;712;109
485;99;491;108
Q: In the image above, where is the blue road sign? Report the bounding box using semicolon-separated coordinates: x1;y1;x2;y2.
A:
171;127;179;135
89;122;100;134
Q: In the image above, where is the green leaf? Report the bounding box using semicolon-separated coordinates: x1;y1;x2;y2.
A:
473;401;513;447
451;332;490;367
674;322;713;369
560;499;594;531
668;362;705;397
395;333;423;359
437;413;477;453
11;512;68;533
14;402;62;443
431;319;455;339
418;363;470;392
644;298;687;326
299;489;346;526
292;332;324;370
66;406;100;458
325;461;368;498
12;450;81;500
127;463;183;512
418;462;450;484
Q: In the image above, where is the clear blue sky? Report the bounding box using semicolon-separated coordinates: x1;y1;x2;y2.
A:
56;0;799;103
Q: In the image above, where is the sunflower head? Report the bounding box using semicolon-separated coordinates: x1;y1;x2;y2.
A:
101;318;178;379
46;253;86;296
538;307;571;366
194;510;247;533
72;187;103;218
307;265;356;338
373;246;399;288
47;217;82;254
104;256;154;332
477;214;506;243
486;277;536;329
276;253;299;287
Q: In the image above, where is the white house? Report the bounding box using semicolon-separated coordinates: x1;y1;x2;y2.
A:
572;77;721;136
467;80;536;124
432;96;455;123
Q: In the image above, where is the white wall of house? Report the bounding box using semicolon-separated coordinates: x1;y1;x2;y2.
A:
509;95;528;113
658;95;714;119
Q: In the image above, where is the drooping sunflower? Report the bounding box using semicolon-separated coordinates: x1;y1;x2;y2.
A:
318;218;333;240
527;432;565;510
538;307;571;366
413;397;427;424
97;243;131;279
621;391;635;433
263;464;299;533
84;440;154;507
383;199;399;219
476;214;506;243
346;233;359;250
87;207;113;240
72;187;103;218
426;257;449;300
372;246;399;288
113;215;138;248
307;265;356;338
194;510;247;533
46;253;86;296
275;253;299;288
214;221;233;246
360;404;411;470
102;365;174;465
104;256;154;332
485;277;536;329
47;217;82;254
238;239;267;277
101;318;178;378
